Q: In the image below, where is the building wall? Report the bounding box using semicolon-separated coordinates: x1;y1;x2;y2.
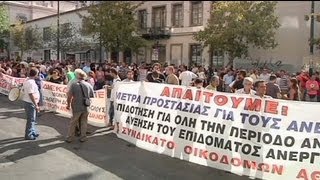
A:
4;1;77;23
15;9;102;62
135;1;212;67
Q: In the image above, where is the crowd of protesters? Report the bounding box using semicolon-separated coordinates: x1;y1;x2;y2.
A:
1;58;320;140
1;58;320;103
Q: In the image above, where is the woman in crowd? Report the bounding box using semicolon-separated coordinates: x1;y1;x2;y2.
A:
305;73;319;102
94;66;106;90
48;69;64;84
87;71;96;88
288;78;300;101
206;75;220;91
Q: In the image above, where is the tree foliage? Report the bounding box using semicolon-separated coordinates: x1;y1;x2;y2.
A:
0;5;9;35
79;1;148;60
11;22;43;57
0;5;10;55
194;1;280;64
44;23;90;56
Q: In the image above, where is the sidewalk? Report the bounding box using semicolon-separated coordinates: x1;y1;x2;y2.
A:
0;95;250;180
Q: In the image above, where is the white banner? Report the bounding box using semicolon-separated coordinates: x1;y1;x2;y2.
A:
114;82;320;180
0;74;108;126
42;81;108;125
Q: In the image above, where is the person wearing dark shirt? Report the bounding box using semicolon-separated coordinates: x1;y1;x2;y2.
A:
232;70;246;92
146;63;165;83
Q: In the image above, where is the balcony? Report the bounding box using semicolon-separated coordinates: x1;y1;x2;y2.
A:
138;27;171;40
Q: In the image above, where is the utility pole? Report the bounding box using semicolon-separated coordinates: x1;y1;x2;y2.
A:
310;1;315;75
57;1;60;62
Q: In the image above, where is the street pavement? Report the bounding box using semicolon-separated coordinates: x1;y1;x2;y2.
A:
0;95;250;180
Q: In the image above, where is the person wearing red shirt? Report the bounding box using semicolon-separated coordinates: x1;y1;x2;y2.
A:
305;73;319;102
297;71;309;101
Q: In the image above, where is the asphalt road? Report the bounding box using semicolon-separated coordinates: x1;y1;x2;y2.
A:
0;94;250;180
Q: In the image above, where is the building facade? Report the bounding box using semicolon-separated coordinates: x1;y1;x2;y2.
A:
0;1;79;23
8;1;320;72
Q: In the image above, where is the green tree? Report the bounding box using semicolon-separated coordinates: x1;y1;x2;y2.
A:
194;1;280;65
79;1;148;62
44;23;90;59
0;5;10;58
11;22;43;58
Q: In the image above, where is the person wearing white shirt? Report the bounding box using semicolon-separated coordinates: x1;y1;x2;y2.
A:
223;70;234;92
259;69;271;82
107;68;121;131
122;70;135;82
179;65;198;86
235;77;256;95
22;68;40;140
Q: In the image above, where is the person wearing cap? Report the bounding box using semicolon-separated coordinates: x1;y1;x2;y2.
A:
235;77;256;95
66;69;94;143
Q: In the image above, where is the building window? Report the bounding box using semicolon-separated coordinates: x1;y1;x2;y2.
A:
16;13;27;22
190;44;202;66
191;1;203;26
138;10;147;30
35;1;46;6
43;27;52;41
211;50;224;68
172;4;183;27
152;6;166;28
60;23;72;39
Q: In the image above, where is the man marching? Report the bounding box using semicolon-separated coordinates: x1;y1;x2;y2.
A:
66;69;94;143
22;68;40;140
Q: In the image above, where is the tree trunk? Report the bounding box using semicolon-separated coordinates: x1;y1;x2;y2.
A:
226;55;234;69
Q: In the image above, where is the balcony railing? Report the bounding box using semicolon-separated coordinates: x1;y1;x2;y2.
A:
138;26;171;40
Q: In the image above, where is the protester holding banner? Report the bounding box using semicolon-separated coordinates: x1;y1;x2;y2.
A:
107;68;121;129
254;80;272;98
66;69;94;143
235;77;256;95
165;66;179;85
22;68;40;140
122;70;135;82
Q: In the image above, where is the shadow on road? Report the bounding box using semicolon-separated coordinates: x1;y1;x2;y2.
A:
0;97;251;180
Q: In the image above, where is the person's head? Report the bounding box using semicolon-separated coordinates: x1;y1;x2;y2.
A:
29;68;39;78
210;75;220;87
280;69;286;77
52;69;60;76
243;77;254;91
110;68;118;78
227;69;233;75
255;80;267;97
74;69;87;80
269;74;277;83
290;78;299;89
181;65;187;71
127;70;134;80
165;66;175;75
152;63;161;73
311;73;316;80
263;69;268;75
238;70;246;79
194;78;204;88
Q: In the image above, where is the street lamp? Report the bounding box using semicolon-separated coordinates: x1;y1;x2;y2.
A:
57;0;60;62
305;1;316;75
